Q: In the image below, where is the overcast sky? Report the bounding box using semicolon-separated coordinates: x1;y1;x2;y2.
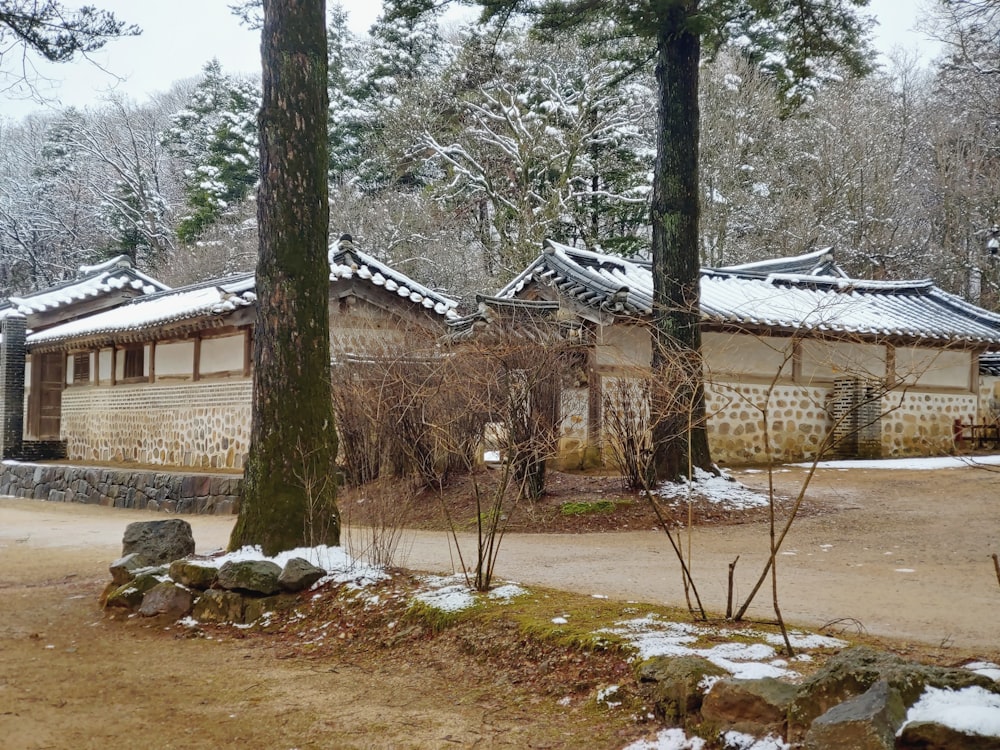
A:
0;0;939;122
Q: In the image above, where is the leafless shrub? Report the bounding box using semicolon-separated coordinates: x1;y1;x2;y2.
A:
342;478;414;569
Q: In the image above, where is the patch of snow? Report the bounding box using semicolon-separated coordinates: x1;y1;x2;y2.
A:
600;616;799;679
898;685;1000;738
489;584;528;601
894;568;916;573
763;631;846;650
622;727;706;750
654;468;768;510
552;616;569;625
597;684;622;708
796;455;1000;471
966;662;1000;682
722;731;790;749
413;582;476;613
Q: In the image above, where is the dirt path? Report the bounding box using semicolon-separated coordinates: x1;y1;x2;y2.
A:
2;464;999;747
0;503;624;749
399;465;1000;652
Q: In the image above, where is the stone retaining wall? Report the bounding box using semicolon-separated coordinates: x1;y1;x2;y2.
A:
0;462;242;514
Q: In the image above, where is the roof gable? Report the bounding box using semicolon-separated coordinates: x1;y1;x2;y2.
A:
329;237;459;320
1;255;170;331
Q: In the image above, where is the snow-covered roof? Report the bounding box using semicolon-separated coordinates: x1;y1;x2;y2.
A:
717;246;847;278
499;240;1000;346
28;274;256;348
0;255;169;320
27;242;461;349
329;240;459;320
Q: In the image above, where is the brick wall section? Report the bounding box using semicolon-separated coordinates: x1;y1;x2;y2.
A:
18;440;67;461
60;380;252;469
0;461;241;514
0;315;26;459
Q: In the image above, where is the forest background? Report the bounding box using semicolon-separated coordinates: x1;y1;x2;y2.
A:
2;0;999;312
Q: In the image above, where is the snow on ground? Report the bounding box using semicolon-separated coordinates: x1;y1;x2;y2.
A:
655;468;768;510
899;685;1000;739
794;454;1000;471
599;615;845;681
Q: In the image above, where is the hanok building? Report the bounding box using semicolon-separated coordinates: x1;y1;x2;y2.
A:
0;239;458;471
496;241;1000;465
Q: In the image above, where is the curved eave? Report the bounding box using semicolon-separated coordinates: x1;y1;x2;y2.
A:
27;310;249;353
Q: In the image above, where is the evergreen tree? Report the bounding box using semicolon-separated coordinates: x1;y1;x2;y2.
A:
163;59;260;243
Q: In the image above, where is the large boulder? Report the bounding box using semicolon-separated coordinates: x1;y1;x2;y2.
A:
121;519;195;566
636;655;728;724
137;581;195;619
278;557;325;592
168;559;218;590
191;589;246;624
789;646;999;739
804;680;905;750
701;677;797;736
216;559;282;595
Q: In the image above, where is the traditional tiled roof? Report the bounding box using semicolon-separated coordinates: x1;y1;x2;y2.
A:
329;237;459;320
0;255;169;320
27;239;462;349
980;352;1000;376
27;274;256;348
499;240;1000;346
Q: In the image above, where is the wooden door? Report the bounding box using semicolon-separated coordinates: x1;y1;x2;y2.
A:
29;352;64;439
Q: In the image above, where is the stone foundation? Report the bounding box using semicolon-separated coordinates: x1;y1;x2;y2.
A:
60;380;252;470
0;461;242;514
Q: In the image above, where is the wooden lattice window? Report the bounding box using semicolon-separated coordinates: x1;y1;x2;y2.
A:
72;352;90;385
123;345;144;380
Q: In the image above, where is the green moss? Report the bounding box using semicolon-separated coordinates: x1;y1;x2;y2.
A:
559;499;619;516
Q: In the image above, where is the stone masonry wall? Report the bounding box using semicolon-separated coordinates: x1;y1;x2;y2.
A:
881;390;976;457
60;380;252;470
705;381;830;464
0;461;241;514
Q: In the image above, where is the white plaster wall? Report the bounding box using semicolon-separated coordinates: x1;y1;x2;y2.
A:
704;332;792;379
894;347;971;390
594;324;649;367
800;340;886;383
98;349;112;382
200;335;244;374
156;341;195;378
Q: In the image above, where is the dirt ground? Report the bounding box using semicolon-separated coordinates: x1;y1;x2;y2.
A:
2;462;1000;748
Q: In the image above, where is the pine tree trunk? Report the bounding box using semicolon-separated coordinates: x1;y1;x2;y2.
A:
649;1;715;483
229;0;340;555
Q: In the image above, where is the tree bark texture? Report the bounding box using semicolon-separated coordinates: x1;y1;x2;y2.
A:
230;0;340;554
649;1;715;482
